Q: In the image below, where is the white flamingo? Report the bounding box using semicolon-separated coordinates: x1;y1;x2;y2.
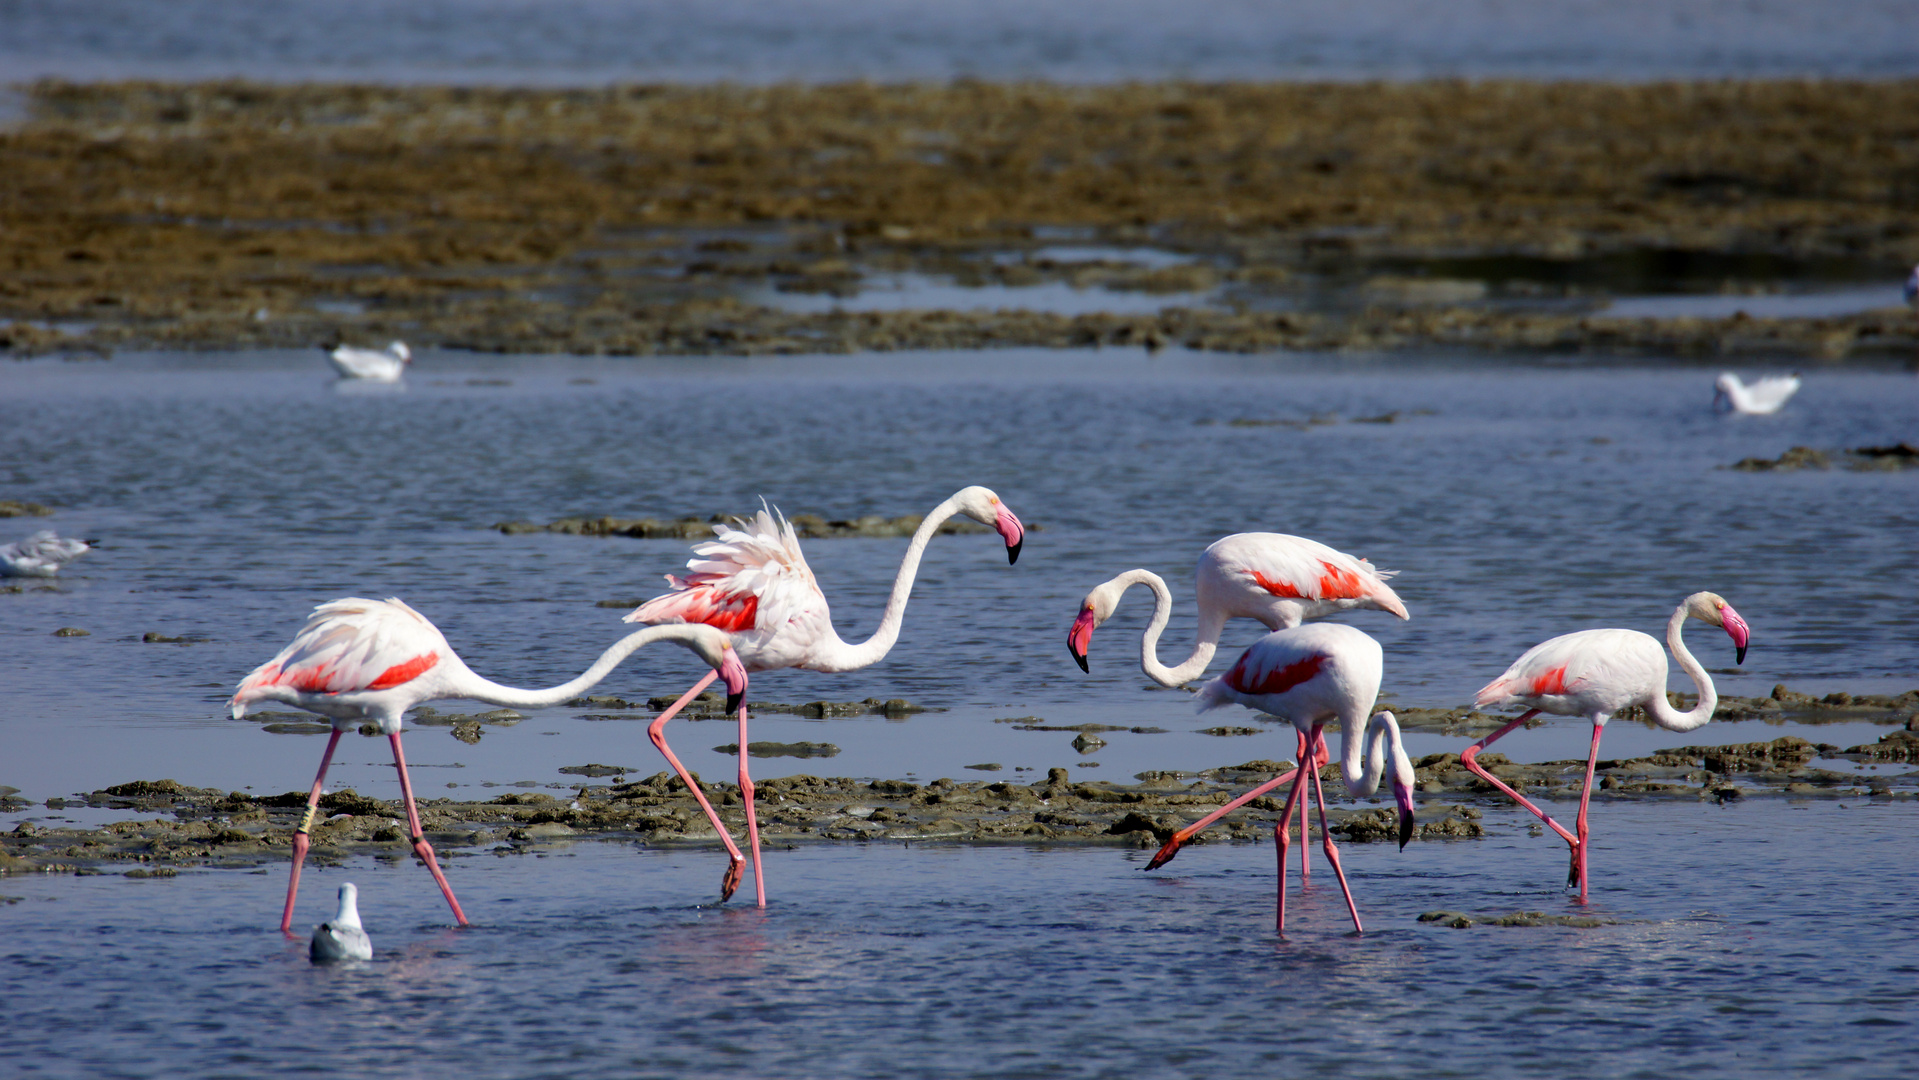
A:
327;341;411;381
232;596;748;932
1713;372;1800;415
309;882;372;963
1;530;95;577
1154;622;1414;936
1467;591;1751;902
1066;532;1407;685
626;486;1026;907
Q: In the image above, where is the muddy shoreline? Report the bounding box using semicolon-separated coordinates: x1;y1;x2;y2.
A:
5;79;1918;362
6;687;1912;875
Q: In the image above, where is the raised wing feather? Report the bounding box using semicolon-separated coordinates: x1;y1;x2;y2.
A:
626;505;824;635
233;598;447;708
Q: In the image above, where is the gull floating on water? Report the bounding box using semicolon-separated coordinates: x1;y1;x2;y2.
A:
1713;372;1800;415
1;530;94;577
309;882;372;963
327;341;411;382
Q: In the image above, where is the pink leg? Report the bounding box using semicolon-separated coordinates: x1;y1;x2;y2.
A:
737;699;765;908
1146;730;1329;871
1272;757;1312;937
281;728;344;935
1460;711;1579;849
1572;722;1605;903
1308;743;1363;934
389;734;468;927
646;670;748;901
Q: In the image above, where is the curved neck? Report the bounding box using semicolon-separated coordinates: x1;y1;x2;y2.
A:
806;493;965;672
1646;604;1717;731
1116;569;1217;686
447;625;715;708
1334;710;1403;796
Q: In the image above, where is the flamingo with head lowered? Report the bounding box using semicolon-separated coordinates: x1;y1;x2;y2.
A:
1151;622;1415;936
626;485;1025;907
232;597;747;933
1467;591;1751;903
1069;532;1407;879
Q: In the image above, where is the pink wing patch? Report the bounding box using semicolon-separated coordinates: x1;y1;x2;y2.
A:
1226;652;1327;696
1529;665;1570;696
1250;569;1308;599
367;652;440;690
632;574;761;633
1251;561;1368;601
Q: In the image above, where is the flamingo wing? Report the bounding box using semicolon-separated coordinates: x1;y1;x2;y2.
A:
626;505;824;636
1209;533;1408;619
232;597;448;710
1474;628;1661;712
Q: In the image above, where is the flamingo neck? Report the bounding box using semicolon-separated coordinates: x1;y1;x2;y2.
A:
804;493;965;673
1646;603;1717;731
1113;569;1217;686
1334;710;1407;796
445;625;719;708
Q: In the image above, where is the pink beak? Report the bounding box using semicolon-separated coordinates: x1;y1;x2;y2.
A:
1721;604;1751;665
994;503;1024;564
1067;608;1095;672
719;650;749;714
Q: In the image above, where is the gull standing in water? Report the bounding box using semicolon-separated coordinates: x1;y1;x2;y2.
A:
1712;372;1801;415
327;341;411;381
1;530;95;577
309;882;372;963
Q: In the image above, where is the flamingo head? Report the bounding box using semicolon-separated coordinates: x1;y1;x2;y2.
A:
1066;581;1124;673
1687;592;1750;665
1711;373;1738;411
390;341;412;364
685;628;750;713
1374;711;1418;849
955;486;1024;564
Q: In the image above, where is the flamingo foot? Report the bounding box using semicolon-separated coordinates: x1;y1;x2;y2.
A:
720;857;745;903
1567;842;1582;888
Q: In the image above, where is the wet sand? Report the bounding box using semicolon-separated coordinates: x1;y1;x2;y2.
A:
6;688;1911;875
5;79;1918;360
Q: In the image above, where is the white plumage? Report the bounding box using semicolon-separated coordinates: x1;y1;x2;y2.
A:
327;341;411;381
1;530;93;577
309;882;372;963
1713;372;1800;415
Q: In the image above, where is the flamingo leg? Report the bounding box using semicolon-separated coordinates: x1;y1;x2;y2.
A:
1460;710;1580;849
1272;755;1313;937
1145;730;1326;871
388;734;468;927
646;670;749;902
1307;738;1363;934
737;698;765;908
1296;729;1317;884
1572;722;1605;903
280;728;344;935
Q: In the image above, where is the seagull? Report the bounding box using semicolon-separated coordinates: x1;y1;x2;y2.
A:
1;530;94;577
309;882;372;963
1713;372;1800;415
327;341;411;382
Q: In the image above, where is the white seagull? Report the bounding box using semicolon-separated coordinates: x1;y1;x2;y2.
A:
309;882;373;963
1713;372;1800;415
1;530;94;577
327;341;411;381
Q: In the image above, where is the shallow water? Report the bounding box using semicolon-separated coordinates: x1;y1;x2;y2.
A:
3;0;1917;85
3;347;1915;812
2;801;1914;1079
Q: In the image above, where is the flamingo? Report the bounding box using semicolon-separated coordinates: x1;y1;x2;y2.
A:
232;596;748;933
1712;372;1801;415
1067;533;1406;880
327;341;411;381
1151;623;1414;936
1;530;95;577
309;882;372;963
1066;533;1408;685
626;485;1026;908
1466;591;1751;903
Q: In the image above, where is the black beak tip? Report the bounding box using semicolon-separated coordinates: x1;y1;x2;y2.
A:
1072;649;1089;674
725;692;743;714
1007;538;1022;565
1398;815;1415;851
1735;645;1748;665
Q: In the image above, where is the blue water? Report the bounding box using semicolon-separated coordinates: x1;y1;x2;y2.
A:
1;800;1914;1079
2;0;1916;86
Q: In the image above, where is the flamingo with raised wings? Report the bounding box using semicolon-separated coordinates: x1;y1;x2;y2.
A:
233;597;747;932
627;485;1025;907
1067;533;1406;880
1467;591;1751;902
1152;622;1415;936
